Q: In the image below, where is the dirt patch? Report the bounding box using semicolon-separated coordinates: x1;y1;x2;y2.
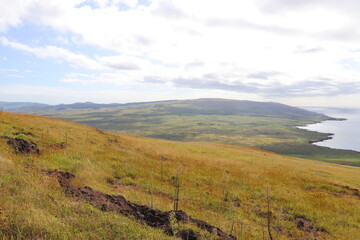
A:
45;170;236;240
176;229;200;240
332;184;360;199
2;136;40;154
294;216;327;238
307;183;360;199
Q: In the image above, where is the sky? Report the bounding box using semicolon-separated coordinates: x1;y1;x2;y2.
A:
1;0;360;107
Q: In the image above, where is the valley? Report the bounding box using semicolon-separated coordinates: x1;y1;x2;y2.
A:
5;98;360;166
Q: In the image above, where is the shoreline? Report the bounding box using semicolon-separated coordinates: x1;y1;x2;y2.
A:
296;117;342;146
326;117;347;121
298;117;360;153
308;133;334;144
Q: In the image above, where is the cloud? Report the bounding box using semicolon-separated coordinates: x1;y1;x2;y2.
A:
294;47;324;54
205;17;300;36
184;62;204;70
0;0;30;32
2;0;360;106
104;62;140;70
7;74;24;78
0;37;100;69
258;0;360;14
99;55;143;70
0;83;201;105
152;0;187;20
0;37;151;72
173;78;261;92
0;68;18;72
169;76;360;98
248;71;281;80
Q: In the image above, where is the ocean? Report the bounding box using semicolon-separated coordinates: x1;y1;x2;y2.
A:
299;107;360;152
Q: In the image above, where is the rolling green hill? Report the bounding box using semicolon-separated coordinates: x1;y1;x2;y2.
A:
5;98;360;166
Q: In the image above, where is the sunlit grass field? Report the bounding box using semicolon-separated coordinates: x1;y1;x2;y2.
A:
1;111;360;239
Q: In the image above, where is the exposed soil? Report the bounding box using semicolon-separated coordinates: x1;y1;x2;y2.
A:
176;229;201;240
306;183;360;199
45;170;236;240
1;136;40;154
294;216;327;238
333;184;360;199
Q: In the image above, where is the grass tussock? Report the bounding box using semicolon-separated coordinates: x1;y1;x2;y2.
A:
0;111;360;239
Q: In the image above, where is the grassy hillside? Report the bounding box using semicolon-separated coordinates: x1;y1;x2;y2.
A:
1;111;360;239
13;98;360;166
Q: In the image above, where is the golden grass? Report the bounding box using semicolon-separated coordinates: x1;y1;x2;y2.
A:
1;111;360;239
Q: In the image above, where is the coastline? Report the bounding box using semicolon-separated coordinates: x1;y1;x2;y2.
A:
326;117;347;121
308;133;334;144
298;116;360;152
296;116;345;145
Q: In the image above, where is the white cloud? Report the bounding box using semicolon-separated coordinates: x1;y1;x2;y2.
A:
0;68;18;72
7;74;23;78
0;83;266;105
1;0;360;106
0;37;100;69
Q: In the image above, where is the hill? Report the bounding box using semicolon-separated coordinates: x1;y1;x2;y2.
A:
1;111;360;239
0;101;48;111
11;98;329;118
9;98;360;166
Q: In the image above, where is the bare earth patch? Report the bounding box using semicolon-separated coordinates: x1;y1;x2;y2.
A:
1;136;40;154
44;170;236;240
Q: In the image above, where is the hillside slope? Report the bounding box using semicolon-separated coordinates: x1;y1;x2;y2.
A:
1;111;360;239
7;98;360;166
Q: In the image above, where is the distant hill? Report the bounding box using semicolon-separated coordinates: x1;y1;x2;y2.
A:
11;98;330;118
4;98;359;165
0;101;48;111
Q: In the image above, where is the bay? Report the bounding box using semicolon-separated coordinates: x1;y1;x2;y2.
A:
299;107;360;152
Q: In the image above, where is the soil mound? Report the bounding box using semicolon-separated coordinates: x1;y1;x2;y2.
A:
294;216;327;238
45;170;236;240
2;136;40;154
